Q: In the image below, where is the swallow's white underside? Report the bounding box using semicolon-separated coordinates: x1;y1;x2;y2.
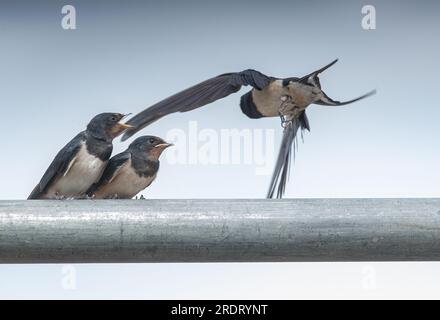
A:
93;158;157;199
44;143;106;199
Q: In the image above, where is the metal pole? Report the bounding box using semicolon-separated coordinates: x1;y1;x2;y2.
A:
1;199;440;263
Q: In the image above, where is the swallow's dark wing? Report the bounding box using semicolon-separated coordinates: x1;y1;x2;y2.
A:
87;152;131;196
121;70;273;141
28;133;85;200
298;59;376;106
299;59;339;89
267;112;310;199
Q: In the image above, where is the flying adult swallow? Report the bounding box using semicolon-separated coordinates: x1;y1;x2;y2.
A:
121;59;376;198
28;113;132;200
87;136;172;199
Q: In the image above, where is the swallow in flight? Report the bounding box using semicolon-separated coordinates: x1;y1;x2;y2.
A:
121;59;375;198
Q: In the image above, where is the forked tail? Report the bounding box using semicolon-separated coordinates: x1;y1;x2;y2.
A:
267;112;309;199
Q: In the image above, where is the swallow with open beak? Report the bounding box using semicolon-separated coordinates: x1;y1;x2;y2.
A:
87;136;172;199
121;59;376;198
28;113;133;200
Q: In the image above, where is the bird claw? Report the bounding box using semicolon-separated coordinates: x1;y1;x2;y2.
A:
54;192;67;200
279;113;292;129
279;95;296;128
85;194;95;200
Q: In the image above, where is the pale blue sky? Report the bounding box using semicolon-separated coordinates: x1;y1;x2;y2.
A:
0;0;439;299
0;0;439;200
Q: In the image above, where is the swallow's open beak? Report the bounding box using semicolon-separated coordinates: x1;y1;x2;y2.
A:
111;123;134;138
119;123;134;130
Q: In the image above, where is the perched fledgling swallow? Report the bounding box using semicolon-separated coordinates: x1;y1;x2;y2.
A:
121;59;376;198
28;113;132;200
87;136;172;199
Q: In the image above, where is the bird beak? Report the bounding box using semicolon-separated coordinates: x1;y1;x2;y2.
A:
150;142;173;159
299;59;339;85
111;123;135;138
119;123;135;130
154;142;174;149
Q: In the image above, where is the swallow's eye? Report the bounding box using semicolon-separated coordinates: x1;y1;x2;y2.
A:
149;138;155;144
111;117;117;122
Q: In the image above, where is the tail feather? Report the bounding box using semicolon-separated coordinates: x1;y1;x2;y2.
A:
266;112;309;199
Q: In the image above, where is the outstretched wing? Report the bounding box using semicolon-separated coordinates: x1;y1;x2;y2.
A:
28;133;85;200
86;152;131;197
298;59;376;107
315;89;377;106
121;70;273;141
267;112;310;199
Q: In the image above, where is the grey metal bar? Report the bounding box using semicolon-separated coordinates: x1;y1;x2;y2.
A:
1;199;440;263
